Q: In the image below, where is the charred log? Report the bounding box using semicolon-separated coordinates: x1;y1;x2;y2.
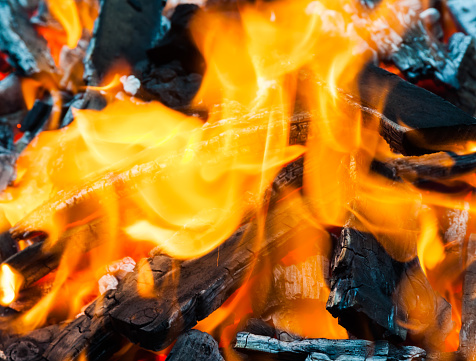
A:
234;332;426;361
0;1;56;75
43;193;315;359
0;232;18;263
2;325;60;361
165;330;224;361
355;64;476;155
326;217;453;351
84;0;165;85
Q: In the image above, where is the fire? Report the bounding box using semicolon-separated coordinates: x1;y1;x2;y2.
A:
0;264;23;306
0;0;472;353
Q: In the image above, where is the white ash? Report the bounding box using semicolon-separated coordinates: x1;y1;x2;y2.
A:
106;256;136;280
98;274;118;295
120;75;141;95
0;350;5;360
445;203;470;245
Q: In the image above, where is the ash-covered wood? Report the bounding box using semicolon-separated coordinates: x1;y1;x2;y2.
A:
355;64;476;155
0;123;16;192
326;217;452;351
165;330;224;361
0;1;56;75
447;0;476;40
459;233;476;359
84;0;165;84
234;332;426;361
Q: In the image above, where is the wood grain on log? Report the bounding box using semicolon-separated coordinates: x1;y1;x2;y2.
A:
234;332;426;361
459;233;476;359
165;330;224;361
326;216;453;351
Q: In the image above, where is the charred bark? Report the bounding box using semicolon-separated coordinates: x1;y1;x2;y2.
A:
42;193;315;360
234;332;426;361
326;217;453;351
0;74;26;117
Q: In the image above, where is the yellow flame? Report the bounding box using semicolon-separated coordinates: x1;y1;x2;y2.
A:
0;264;23;306
46;0;82;49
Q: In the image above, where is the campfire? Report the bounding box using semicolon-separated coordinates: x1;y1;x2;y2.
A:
0;0;475;360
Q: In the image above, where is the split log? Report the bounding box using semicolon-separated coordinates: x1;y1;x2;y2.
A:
165;330;224;361
42;193;316;360
84;0;165;85
326;216;453;351
459;234;476;359
234;332;426;361
0;1;56;75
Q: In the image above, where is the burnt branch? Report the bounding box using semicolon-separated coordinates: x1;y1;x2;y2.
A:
165;330;224;361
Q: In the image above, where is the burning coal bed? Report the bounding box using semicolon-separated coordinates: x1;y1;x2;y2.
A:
3;0;476;360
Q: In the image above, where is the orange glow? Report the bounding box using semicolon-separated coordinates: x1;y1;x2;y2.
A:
137;259;155;298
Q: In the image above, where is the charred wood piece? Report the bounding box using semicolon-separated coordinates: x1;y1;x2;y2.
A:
84;0;165;85
0;123;16;192
43;194;314;360
326;220;452;351
234;332;426;361
355;64;476;155
165;330;224;361
0;1;56;75
0;232;18;263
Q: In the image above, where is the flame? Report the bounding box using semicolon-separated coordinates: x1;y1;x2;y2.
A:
0;264;23;306
0;0;472;347
45;0;81;49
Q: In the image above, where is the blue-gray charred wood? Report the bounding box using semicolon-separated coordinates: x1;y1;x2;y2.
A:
83;0;165;85
0;123;16;192
326;219;452;351
234;332;426;361
165;330;224;361
0;1;56;75
447;0;476;40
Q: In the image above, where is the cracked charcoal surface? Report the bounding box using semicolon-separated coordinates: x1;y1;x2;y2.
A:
327;219;453;351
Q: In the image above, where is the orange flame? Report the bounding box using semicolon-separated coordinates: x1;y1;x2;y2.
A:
45;0;82;49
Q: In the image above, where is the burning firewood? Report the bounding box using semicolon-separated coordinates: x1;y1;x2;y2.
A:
326;216;453;351
234;332;426;361
0;1;56;75
165;330;224;361
22;193;315;360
